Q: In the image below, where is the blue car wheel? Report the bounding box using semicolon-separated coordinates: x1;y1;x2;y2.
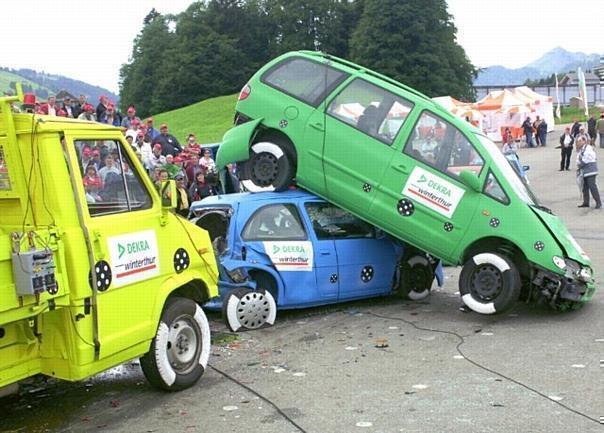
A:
398;253;434;300
222;288;277;332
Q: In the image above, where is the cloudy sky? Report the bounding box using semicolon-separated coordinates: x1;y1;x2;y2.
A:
1;0;603;93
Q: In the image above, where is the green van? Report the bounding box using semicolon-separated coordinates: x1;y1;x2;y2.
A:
216;51;595;314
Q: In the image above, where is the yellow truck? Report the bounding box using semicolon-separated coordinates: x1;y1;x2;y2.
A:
0;87;218;395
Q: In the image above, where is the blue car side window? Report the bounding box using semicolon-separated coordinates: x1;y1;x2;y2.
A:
242;204;307;241
305;202;374;239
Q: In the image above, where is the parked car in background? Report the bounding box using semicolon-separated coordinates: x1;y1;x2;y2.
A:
189;190;443;331
215;50;595;314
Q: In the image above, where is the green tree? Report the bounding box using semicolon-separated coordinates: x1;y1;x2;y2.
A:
349;0;476;100
119;9;175;117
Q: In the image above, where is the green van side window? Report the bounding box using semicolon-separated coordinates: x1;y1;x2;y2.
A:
327;78;413;145
261;57;348;107
484;171;510;204
0;146;12;191
76;140;152;217
404;111;484;177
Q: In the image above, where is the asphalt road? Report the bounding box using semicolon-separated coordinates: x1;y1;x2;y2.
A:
2;126;603;433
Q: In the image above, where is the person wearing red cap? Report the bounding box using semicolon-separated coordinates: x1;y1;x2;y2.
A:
145;117;160;140
38;96;59;116
121;105;141;129
152;123;183;157
100;104;120;126
135;130;153;166
145;143;166;173
96;95;109;122
77;104;97;121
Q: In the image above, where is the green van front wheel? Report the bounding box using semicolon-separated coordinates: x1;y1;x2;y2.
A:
239;142;294;192
459;252;521;314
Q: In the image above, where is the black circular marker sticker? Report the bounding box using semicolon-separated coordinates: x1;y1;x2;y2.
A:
361;266;374;283
174;248;190;273
489;218;500;228
330;274;338;284
397;199;414;216
279;119;288;128
47;281;59;295
444;222;454;232
534;241;545;251
363;183;372;193
89;260;112;292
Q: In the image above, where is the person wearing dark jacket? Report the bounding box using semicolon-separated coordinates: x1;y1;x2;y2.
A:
559;127;574;171
153;123;183;157
538;119;548;146
576;138;601;209
521;117;534;147
570;119;581;138
188;171;213;202
96;95;109;122
587;115;597;145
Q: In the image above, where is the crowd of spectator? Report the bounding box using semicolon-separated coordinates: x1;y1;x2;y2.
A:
31;93;239;217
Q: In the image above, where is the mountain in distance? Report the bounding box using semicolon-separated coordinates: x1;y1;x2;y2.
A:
474;46;602;85
0;66;118;103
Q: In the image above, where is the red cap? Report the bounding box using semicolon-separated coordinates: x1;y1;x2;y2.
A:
137;131;144;137
153;143;162;151
174;156;183;163
132;119;140;125
85;103;94;111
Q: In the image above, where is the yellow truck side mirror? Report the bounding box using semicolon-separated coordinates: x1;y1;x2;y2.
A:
161;180;177;209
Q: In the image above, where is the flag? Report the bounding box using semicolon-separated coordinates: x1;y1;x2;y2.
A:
577;67;589;117
554;73;561;119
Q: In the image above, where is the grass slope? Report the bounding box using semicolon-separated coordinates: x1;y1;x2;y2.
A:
0;70;52;94
153;94;238;144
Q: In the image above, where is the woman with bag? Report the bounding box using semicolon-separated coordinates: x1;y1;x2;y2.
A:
576;137;602;209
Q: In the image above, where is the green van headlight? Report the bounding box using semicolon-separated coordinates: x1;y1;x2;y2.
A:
578;267;592;282
552;256;566;270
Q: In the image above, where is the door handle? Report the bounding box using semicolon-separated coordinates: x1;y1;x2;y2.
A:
393;164;409;174
310;122;324;132
320;250;331;256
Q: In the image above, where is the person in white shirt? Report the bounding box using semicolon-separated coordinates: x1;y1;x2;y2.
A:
199;148;216;173
576;138;601;209
559;127;574;171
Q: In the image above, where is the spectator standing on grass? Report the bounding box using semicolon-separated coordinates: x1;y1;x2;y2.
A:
73;94;87;118
521;117;534;148
96;95;109;122
153;123;183;157
78;104;96;121
587;115;597;146
576;137;601;209
559;127;574;171
596;112;604;148
145;117;160;140
121;106;141;129
538;118;547;146
62;97;74;118
146;144;166;172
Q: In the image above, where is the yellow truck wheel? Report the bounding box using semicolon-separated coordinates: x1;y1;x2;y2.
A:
140;297;211;391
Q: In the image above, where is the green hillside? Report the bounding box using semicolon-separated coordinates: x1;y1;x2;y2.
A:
0;70;53;95
153;94;238;144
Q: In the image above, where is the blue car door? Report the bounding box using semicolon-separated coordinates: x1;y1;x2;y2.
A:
303;201;397;301
240;201;337;306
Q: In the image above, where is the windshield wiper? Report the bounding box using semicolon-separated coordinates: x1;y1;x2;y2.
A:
531;204;553;215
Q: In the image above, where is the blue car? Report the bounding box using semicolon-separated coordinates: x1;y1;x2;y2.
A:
189;190;443;331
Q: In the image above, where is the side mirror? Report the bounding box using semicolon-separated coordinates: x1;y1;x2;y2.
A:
523;165;530;171
459;169;481;192
161;180;177;209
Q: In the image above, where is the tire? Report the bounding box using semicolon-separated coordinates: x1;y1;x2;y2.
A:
239;142;294;192
140;297;211;391
397;253;434;300
222;288;277;332
459;252;521;314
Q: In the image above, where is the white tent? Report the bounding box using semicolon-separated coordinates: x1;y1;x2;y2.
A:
510;86;555;132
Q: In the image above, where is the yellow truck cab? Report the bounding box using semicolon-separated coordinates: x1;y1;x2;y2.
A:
0;88;218;395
